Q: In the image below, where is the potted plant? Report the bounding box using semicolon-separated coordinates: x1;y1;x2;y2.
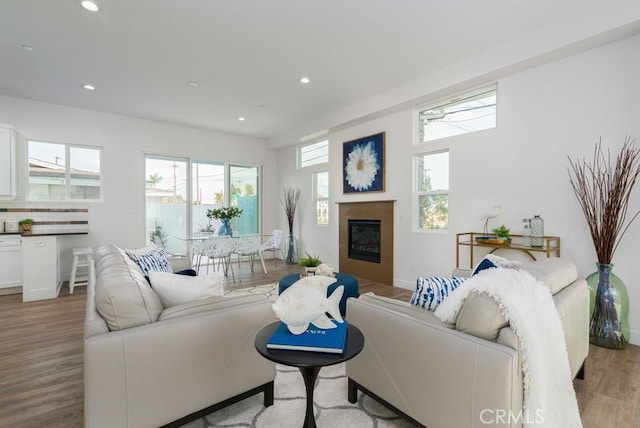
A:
299;253;322;276
19;218;33;232
492;224;511;244
206;206;243;236
199;222;215;234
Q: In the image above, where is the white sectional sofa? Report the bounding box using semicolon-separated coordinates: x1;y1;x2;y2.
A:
84;245;277;428
345;257;589;428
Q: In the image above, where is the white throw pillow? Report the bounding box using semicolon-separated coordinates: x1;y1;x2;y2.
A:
149;271;224;308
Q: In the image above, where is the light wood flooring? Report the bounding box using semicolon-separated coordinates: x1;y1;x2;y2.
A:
0;260;638;428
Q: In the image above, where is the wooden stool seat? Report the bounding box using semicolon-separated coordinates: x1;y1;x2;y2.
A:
70;246;93;294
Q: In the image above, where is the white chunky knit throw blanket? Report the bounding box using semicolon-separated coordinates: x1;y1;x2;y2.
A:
434;268;582;428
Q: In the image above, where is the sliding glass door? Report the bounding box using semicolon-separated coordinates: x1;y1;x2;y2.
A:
145;156;261;255
145;155;189;256
192;160;225;235
229;164;260;235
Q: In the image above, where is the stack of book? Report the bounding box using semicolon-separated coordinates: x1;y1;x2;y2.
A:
267;321;348;354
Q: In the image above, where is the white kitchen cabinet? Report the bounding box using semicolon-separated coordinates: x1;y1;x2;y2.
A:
22;236;61;302
0;234;22;289
0;125;18;199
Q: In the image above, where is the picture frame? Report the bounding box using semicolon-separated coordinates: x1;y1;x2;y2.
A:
343;132;385;193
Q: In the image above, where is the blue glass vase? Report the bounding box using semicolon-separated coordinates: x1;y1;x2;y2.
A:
586;263;629;349
218;219;232;236
285;233;298;265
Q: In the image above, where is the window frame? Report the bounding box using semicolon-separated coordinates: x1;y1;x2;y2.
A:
298;139;329;168
26;139;103;202
413;149;450;233
313;170;329;225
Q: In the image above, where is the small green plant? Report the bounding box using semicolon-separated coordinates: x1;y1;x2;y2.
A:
19;218;33;226
299;253;322;267
149;222;167;246
199;222;215;233
206;206;243;220
493;224;511;239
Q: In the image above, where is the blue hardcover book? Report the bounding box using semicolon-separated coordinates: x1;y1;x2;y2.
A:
267;321;348;354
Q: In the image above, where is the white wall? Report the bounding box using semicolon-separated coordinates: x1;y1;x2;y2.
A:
277;33;640;344
0;95;278;278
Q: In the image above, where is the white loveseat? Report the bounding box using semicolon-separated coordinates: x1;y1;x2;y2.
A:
84;245;277;428
345;257;589;428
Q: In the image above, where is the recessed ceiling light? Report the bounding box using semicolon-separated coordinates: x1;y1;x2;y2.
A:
22;44;34;52
300;77;310;84
188;80;199;87
238;117;246;121
82;84;96;91
80;1;99;12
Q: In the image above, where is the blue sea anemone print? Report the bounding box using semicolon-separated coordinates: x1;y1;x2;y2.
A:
345;141;380;191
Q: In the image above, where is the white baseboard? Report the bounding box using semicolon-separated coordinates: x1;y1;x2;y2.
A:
392;279;414;290
629;329;640;346
0;286;22;296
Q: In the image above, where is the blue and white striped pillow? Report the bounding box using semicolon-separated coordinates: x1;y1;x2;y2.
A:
126;246;172;277
410;276;468;311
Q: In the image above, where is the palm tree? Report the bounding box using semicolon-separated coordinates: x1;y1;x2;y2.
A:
148;173;163;188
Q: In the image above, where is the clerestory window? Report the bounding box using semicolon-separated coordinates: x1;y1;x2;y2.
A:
417;87;496;143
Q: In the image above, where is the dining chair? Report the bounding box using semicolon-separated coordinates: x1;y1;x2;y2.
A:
191;234;210;270
234;234;266;275
259;230;285;267
203;236;236;283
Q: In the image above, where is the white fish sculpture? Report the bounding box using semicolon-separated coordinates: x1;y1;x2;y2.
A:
272;275;344;335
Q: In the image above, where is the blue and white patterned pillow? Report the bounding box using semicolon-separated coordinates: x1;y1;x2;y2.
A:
410;276;468;311
126;246;172;277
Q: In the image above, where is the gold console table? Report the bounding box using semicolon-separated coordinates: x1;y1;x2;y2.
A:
456;232;561;269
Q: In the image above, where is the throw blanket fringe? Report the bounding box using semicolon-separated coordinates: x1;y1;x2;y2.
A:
434;268;582;428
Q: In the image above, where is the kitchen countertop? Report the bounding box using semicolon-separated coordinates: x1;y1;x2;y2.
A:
0;231;88;236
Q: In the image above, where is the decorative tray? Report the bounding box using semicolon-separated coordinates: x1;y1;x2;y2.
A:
475;236;509;245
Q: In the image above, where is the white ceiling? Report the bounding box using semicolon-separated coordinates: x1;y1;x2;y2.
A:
0;1;636;140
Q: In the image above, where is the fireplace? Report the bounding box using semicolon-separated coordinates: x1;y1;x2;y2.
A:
348;220;381;263
338;200;394;285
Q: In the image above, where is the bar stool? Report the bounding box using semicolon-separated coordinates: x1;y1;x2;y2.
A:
69;246;93;294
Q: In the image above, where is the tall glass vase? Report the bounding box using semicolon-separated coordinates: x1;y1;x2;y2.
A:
218;219;232;236
285;232;298;265
586;263;629;349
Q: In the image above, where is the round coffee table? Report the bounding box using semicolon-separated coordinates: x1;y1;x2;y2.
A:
254;322;364;428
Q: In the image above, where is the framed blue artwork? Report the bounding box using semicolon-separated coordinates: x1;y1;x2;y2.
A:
343;132;385;193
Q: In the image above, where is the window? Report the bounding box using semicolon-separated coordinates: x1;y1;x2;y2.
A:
299;139;329;168
415;151;449;230
417;87;496;143
314;171;329;225
27;140;102;201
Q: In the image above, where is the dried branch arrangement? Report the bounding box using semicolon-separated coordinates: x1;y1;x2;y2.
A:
282;186;301;234
567;137;640;264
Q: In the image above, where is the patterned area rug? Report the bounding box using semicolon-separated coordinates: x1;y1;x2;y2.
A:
186;283;411;427
224;283;279;301
181;363;412;428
